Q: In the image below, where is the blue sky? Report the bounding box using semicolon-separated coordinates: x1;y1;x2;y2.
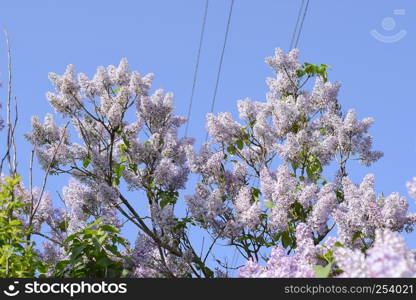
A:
0;0;415;264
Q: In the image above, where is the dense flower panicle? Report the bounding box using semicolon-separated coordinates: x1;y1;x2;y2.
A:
62;178;120;234
332;174;412;246
41;241;66;275
295;223;319;265
260;165;298;231
265;48;300;97
234;187;261;229
334;110;383;166
62;178;94;233
237;98;262;122
24;114;80;170
310;76;341;112
298;182;318;208
185;186;225;222
308;183;337;235
26;188;53;232
206;112;243;144
335;229;416;277
153;158;188;190
131;233;191;278
26;114;67;146
407;178;416;200
47;65;82;115
239;245;315;278
137;89;175;133
0;176;53;232
18;49;416;278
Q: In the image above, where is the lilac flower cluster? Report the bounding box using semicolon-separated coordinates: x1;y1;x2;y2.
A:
184;48;416;277
24;58;201;276
17;48;416;278
62;178;120;234
334;229;416;277
333;174;413;247
0;174;53;232
239;223;317;277
130;233;192;278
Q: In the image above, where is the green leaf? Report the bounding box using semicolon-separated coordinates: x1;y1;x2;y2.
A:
251;187;261;202
236;140;244;150
100;225;119;234
314;263;333;278
281;231;292;248
82;157;91;168
264;201;275;209
70;245;86;261
352;231;363;242
9;219;21;226
128;163;138;172
227;145;236;155
122;136;131;148
58;221;68;232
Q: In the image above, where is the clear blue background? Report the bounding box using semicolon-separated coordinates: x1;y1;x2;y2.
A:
0;0;415;266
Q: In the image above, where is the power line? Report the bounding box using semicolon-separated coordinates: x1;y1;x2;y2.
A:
294;0;310;49
289;0;305;50
205;0;235;141
184;0;210;137
289;0;310;50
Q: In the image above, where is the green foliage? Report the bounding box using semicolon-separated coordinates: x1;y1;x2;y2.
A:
314;242;344;278
251;187;261;203
280;231;293;249
0;176;48;277
314;263;333;278
112;163;125;187
159;190;179;209
296;62;331;82
82;156;91;168
54;218;132;278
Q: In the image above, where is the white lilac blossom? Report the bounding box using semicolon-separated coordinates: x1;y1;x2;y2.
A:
260;165;298;231
407;177;416;200
17;49;416;278
334;229;416;277
294;223;319;265
239;245;315;278
0;175;53;232
234;187;261;230
185;185;224;222
206;112;242;144
308;183;337;235
183;48;397;276
332;174;413;247
62;178;120;234
265;48;300;97
310;76;341;112
41;241;66;275
131;233;191;278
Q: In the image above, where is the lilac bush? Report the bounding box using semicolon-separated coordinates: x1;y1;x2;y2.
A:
1;48;415;278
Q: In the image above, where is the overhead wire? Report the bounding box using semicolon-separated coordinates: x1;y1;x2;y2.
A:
293;0;310;49
289;0;305;50
204;0;235;142
184;0;210;137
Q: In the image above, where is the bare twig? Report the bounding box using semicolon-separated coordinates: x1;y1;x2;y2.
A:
28;122;69;231
0;29;17;175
